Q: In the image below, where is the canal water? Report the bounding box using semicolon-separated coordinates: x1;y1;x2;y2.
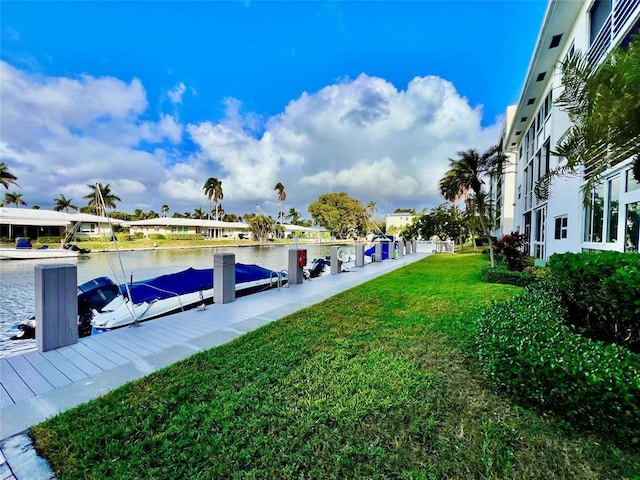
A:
0;244;341;358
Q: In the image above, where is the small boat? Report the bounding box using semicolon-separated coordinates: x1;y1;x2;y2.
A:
91;263;287;333
10;276;120;340
0;238;89;260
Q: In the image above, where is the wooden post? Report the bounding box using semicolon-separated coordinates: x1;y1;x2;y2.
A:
214;253;235;304
35;264;78;352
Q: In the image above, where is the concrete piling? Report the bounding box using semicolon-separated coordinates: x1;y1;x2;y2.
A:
214;253;236;304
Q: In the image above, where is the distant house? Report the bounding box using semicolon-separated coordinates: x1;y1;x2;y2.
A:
281;224;330;239
0;207;128;241
385;213;416;235
128;218;249;239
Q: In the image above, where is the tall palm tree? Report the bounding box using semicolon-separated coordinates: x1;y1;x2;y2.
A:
162;204;170;217
4;192;27;208
0;163;19;189
439;145;505;267
203;177;223;220
274;182;286;224
83;183;121;213
366;200;377;217
53;194;78;213
286;207;301;225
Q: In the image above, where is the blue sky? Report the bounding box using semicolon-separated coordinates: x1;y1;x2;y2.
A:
0;1;547;219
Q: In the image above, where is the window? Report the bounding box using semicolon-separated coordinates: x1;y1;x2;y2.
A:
627;168;640;192
606;176;619;242
626;202;640;252
555;216;568;239
79;223;95;233
584;184;605;242
171;226;189;234
590;0;612;45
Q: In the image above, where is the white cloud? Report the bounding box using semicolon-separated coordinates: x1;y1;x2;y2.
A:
0;63;500;217
167;82;186;104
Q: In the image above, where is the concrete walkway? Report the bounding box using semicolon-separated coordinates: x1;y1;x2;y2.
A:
0;253;427;479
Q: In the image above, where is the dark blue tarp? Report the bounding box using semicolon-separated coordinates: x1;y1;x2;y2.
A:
16;238;32;249
120;263;281;304
365;242;390;260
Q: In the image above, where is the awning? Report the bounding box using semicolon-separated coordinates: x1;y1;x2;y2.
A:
0;219;72;227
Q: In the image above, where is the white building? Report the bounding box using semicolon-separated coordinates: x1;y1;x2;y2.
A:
492;105;518;237
385;213;416;235
504;0;640;259
129;218;249;239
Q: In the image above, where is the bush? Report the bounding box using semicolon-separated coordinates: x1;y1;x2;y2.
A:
480;264;535;287
474;282;640;444
132;232;144;239
494;231;529;271
166;234;203;240
148;234;166;240
37;236;65;244
116;233;132;242
547;251;640;352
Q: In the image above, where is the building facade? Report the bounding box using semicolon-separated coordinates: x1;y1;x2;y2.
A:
503;0;640;259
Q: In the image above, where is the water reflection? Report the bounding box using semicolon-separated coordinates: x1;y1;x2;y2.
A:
0;244;342;357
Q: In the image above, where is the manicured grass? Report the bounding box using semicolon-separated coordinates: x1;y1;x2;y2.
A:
31;254;640;479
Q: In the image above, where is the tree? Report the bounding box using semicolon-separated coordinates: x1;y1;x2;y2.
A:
4;191;26;208
274;182;286;224
366;200;377;217
439;146;505;267
539;35;640;202
412;203;462;241
0;163;19;189
53;194;78;213
83;183;121;212
162;204;170;217
248;214;275;245
286;207;301;225
193;207;205;219
308;192;367;239
203;177;223;220
222;213;240;223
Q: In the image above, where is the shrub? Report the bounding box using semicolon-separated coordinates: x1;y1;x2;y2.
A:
37;236;65;244
116;233;132;242
133;232;144;239
480;264;535;287
494;231;529;271
148;234;166;240
166;234;204;240
547;251;640;352
474;282;640;444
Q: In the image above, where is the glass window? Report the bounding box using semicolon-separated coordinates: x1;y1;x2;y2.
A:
607;177;619;242
590;0;612;44
555;216;568;240
627;168;640;192
625;202;640;252
584;184;605;242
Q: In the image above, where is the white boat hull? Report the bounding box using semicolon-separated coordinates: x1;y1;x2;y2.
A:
0;248;79;260
91;277;284;333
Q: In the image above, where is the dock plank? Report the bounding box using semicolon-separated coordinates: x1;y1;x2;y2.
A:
0;383;13;408
0;360;34;404
87;334;143;361
56;347;104;376
66;343;118;371
5;355;54;396
41;350;89;383
22;351;72;389
79;339;129;366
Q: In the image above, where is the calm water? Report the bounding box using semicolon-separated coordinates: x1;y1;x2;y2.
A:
0;244;340;358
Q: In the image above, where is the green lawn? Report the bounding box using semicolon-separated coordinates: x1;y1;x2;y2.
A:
31;254;640;479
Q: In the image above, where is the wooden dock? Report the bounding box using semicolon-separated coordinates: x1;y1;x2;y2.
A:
0;254;427;439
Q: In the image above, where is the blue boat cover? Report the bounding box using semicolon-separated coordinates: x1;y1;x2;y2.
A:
120;263;281;304
364;242;390;260
16;238;32;249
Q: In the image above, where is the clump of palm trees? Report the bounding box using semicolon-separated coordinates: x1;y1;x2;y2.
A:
203;177;223;220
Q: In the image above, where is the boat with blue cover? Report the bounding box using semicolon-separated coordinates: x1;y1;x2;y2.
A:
91;263;287;333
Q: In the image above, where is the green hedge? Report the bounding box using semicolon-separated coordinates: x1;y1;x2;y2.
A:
547;251;640;352
147;234;166;240
165;234;203;240
480;264;535;287
37;236;65;244
474;282;640;444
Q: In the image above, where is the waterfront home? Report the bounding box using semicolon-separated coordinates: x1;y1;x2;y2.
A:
0;207;128;241
492;0;640;258
128;217;250;239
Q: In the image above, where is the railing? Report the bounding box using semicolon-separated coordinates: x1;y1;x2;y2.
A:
416;241;454;253
613;0;639;36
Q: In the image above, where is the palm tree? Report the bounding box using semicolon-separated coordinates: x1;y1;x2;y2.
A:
162;204;170;217
274;182;286;224
4;192;27;208
0;163;19;189
83;183;121;213
203;177;223;220
193;207;205;219
439;146;505;267
286;207;301;225
366;200;377;217
53;194;78;213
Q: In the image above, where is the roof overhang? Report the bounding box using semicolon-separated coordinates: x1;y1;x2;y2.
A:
506;0;583;151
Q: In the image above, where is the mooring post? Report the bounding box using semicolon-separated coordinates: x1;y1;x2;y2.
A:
374;242;383;262
397;240;404;258
413;239;418;253
288;249;305;284
35;264;78;352
214;253;236;304
355;243;365;267
330;246;342;274
405;239;412;254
